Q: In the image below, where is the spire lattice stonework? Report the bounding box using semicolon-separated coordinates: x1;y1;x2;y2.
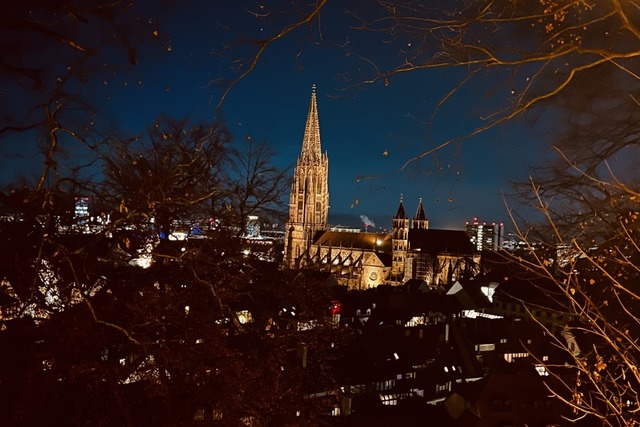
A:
300;84;322;165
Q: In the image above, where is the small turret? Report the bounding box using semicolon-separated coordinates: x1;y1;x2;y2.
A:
391;194;409;282
395;193;407;220
412;197;429;229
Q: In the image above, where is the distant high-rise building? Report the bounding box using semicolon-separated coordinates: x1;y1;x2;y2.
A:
74;197;90;221
466;218;503;251
245;215;261;238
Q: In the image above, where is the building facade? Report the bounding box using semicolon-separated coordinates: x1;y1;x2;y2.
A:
465;218;504;251
283;85;330;269
283;87;479;289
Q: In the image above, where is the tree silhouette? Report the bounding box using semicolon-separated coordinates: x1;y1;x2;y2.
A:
0;3;340;425
102;117;231;242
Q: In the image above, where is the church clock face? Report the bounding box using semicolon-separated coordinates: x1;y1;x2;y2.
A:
369;271;378;281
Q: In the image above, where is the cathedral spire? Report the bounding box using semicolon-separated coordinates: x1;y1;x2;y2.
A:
412;197;429;229
415;198;426;221
283;85;330;269
394;193;406;219
300;84;322;164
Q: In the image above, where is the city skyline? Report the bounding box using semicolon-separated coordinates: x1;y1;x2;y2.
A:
0;1;546;230
1;3;637;425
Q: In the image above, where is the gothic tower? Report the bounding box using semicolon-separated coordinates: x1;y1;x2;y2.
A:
412;197;429;229
283;85;329;269
391;194;409;281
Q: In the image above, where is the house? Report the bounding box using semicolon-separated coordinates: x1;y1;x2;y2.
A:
443;374;565;426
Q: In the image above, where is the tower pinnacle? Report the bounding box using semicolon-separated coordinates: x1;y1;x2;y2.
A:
395;193;406;219
283;85;330;269
300;84;322;164
415;198;426;221
413;197;428;229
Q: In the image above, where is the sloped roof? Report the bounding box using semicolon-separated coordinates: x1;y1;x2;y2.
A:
313;231;392;253
371;251;392;267
408;229;474;255
446;374;565;426
395;201;406;219
404;278;431;293
449;279;492;309
414;198;427;221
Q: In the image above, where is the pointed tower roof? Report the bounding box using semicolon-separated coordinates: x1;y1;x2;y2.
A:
300;84;322;164
415;197;427;221
394;194;406;219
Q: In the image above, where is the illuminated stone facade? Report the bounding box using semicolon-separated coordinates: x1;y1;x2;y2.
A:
283;85;329;269
283;87;479;289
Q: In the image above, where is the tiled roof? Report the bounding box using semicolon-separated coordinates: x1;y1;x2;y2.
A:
313;231;392;252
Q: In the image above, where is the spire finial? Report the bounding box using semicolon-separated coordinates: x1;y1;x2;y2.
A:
299;85;322;164
415;197;427;222
395;194;406;219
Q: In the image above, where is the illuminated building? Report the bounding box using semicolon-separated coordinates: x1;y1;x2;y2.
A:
465;218;504;251
245;215;261;238
74;197;90;220
283;86;478;289
392;197;478;286
283;85;330;269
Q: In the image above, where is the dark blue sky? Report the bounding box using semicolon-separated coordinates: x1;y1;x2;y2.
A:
1;1;545;230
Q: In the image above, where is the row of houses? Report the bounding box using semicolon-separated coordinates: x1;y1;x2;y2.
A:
297;273;574;426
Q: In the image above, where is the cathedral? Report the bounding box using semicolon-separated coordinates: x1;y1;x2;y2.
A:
283;86;479;290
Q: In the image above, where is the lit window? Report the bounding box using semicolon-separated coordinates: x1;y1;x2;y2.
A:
535;364;549;376
213;408;223;420
194;408;205;421
380;394;398;406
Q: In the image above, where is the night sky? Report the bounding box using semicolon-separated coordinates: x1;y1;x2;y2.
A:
1;1;546;231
